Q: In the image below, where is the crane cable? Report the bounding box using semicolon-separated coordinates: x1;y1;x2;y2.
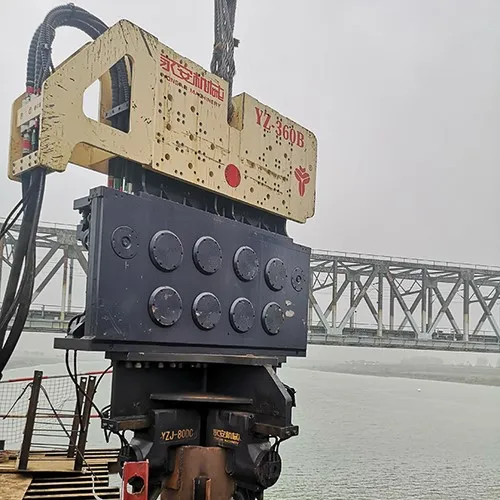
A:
211;0;239;121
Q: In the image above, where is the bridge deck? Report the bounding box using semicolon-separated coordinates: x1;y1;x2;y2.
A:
308;334;500;353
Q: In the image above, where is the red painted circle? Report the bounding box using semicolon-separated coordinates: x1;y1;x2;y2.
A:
225;164;241;188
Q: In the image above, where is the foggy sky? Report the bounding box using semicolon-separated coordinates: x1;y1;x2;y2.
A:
1;0;499;266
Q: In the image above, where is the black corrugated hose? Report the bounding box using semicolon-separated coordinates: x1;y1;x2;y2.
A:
0;4;130;379
0;1;237;377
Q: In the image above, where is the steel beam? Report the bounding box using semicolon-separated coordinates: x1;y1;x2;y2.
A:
377;272;383;337
3;219;500;352
309;251;500;348
0;219;87;315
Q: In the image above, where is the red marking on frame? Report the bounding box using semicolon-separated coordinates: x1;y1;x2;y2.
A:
294;167;310;197
159;54;225;102
122;461;149;500
254;106;306;148
225;164;241;188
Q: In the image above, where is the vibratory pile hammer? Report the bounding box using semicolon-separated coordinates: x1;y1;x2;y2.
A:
2;3;317;499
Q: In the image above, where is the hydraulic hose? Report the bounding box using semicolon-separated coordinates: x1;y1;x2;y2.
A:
28;4;129;106
0;176;36;345
0;169;45;373
0;4;130;379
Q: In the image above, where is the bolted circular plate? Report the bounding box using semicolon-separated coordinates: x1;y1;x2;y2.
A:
148;286;182;327
262;302;284;335
264;258;287;291
111;226;139;259
193;236;223;274
229;298;256;333
149;230;184;272
192;292;222;330
291;267;306;292
233;246;259;282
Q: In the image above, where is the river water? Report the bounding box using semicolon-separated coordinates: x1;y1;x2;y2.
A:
4;336;500;499
269;366;500;499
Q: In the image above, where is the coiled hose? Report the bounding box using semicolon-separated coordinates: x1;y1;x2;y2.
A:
0;4;130;379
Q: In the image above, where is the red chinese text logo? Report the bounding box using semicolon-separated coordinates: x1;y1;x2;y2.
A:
294;167;310;197
159;54;225;102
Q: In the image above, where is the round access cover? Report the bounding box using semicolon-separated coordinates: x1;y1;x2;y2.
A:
233;246;259;282
262;302;284;335
192;292;222;330
264;258;287;291
148;286;182;327
229;298;256;333
193;236;223;275
149;230;184;272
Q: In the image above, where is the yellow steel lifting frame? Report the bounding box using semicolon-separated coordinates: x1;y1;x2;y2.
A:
9;20;317;223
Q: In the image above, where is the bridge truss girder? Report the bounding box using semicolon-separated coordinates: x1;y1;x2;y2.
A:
309;252;500;344
2;221;500;348
0;220;87;321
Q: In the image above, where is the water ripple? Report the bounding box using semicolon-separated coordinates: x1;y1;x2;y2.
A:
266;367;500;499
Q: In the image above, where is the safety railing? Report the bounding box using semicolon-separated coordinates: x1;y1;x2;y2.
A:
0;368;112;471
311;249;500;272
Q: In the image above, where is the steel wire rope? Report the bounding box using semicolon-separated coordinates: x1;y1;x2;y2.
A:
211;0;238;120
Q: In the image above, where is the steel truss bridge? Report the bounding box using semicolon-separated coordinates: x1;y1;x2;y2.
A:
1;219;500;352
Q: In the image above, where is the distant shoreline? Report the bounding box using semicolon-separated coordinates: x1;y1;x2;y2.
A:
6;355;64;371
296;362;500;388
8;355;500;389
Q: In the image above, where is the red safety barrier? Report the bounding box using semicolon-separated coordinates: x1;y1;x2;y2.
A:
122;461;149;500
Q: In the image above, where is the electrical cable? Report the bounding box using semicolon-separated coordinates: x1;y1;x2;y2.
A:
94;363;113;392
37;383;103;485
28;4;129;106
67;312;85;333
0;212;22;242
73;350;85;431
2;379;104;494
0;172;43;343
0;177;36;340
0;206;23;239
0;170;45;374
64;350;104;420
64;350;129;450
70;351;113;432
0;184;35;240
64;351;118;436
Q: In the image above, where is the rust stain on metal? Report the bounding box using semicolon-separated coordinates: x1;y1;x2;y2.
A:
163;446;234;500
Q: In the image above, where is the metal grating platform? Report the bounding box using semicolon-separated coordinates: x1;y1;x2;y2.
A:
2;449;120;500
